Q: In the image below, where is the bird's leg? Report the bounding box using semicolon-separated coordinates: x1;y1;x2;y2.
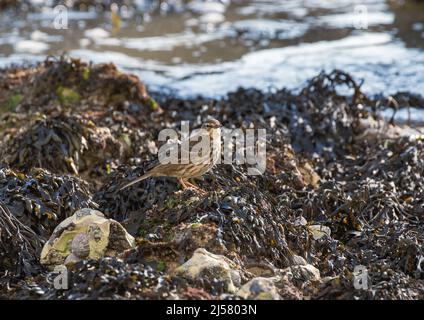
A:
178;178;207;194
185;179;207;194
178;178;188;190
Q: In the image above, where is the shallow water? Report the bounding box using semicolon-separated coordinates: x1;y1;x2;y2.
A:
0;0;424;98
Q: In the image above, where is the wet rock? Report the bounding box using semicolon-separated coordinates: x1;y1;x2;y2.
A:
236;277;281;300
40;208;135;267
175;248;241;293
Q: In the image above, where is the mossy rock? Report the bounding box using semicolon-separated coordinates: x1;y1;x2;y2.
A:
40;208;135;267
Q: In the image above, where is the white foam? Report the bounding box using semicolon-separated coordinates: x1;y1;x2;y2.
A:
84;28;110;39
14;40;49;54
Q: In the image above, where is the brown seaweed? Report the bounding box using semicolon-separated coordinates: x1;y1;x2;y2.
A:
1;58;423;299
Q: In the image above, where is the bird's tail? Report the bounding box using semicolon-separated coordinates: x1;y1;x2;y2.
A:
119;172;153;191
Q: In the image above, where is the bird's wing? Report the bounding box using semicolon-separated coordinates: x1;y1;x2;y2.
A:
156;128;211;163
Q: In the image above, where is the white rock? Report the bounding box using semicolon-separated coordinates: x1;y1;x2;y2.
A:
236;277;281;300
175;248;241;293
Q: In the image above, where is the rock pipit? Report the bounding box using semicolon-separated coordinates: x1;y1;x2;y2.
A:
120;118;222;193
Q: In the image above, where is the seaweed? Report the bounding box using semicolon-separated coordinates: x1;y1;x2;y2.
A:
0;166;96;239
1;58;424;299
0;201;43;276
1;113;126;186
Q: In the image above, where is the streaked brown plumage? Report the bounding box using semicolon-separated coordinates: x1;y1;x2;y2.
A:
120;118;222;193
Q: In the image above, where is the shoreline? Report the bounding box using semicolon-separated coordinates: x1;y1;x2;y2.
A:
0;56;423;300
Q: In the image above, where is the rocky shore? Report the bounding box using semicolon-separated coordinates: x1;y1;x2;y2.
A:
0;57;423;299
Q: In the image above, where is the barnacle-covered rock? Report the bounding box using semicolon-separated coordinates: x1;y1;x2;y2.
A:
175;248;241;293
40;208;135;267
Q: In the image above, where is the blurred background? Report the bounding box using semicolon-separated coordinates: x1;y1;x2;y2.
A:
0;0;423;97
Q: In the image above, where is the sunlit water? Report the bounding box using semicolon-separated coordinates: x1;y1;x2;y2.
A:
0;0;424;99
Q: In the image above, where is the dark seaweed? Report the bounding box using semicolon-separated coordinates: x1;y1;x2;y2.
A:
1;57;423;299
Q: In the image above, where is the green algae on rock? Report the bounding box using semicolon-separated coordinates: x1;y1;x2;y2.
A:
40;208;135;268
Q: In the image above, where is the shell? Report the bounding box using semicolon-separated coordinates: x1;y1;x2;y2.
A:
71;233;90;258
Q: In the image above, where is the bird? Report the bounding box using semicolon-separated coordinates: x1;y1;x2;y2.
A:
119;118;222;193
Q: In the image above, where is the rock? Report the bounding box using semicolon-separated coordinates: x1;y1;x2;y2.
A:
291;255;308;266
287;264;321;282
356;117;424;142
175;248;241;293
40;208;135;267
298;160;321;188
172;223;226;256
236;277;281;300
246;265;274;277
293;216;307;226
278;279;304;300
308;225;331;240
